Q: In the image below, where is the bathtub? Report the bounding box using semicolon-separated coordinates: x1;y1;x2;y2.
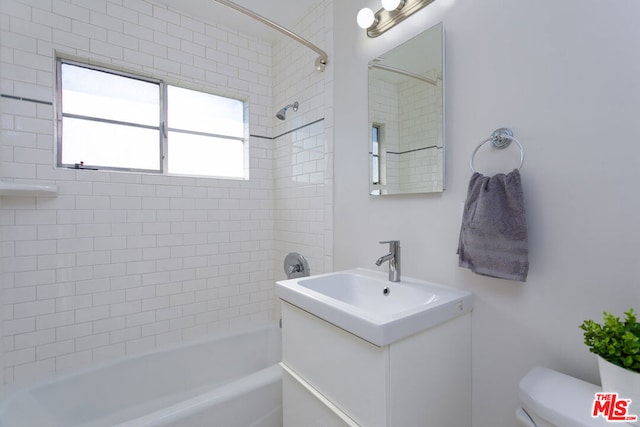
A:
0;324;282;427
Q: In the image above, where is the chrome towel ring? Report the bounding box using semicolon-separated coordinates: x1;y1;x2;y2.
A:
470;128;525;173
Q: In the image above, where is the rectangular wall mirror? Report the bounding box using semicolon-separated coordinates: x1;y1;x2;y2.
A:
369;22;445;195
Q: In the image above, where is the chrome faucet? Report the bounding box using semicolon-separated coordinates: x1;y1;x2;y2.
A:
375;240;400;282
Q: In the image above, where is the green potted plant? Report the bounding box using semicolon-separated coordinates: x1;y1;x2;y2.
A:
580;309;640;373
580;308;640;424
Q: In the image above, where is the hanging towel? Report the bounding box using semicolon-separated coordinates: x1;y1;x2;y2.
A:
457;169;529;282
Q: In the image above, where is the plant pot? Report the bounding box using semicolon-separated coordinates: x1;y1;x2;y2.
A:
598;356;640;426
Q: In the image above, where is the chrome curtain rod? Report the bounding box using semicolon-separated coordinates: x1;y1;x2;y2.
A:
212;0;328;72
369;63;437;86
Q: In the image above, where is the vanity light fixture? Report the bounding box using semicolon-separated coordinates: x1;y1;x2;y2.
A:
357;8;378;30
357;0;436;37
381;0;405;11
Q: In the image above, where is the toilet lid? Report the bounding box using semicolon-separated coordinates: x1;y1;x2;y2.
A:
519;367;624;427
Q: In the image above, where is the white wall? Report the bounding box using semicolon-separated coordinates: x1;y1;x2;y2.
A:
0;0;330;386
334;1;640;426
369;72;400;192
398;73;442;192
273;0;333;281
0;0;276;384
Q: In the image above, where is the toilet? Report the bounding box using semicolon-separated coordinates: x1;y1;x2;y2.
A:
517;367;633;427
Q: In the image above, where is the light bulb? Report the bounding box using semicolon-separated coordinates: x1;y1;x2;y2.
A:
357;8;376;29
382;0;404;11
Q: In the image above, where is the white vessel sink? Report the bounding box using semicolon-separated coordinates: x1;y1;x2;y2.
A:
276;268;473;346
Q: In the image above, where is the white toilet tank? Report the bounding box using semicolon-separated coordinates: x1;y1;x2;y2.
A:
518;367;628;427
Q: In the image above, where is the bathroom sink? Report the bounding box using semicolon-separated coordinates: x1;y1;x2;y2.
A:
276;268;473;346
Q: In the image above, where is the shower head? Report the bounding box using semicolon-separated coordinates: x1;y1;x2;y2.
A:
276;101;299;120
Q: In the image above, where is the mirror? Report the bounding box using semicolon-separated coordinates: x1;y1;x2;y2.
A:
369;22;444;195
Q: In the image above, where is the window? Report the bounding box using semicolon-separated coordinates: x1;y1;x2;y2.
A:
57;59;247;178
166;86;244;178
371;124;381;185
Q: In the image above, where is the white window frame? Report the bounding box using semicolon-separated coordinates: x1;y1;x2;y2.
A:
371;123;381;185
55;58;248;179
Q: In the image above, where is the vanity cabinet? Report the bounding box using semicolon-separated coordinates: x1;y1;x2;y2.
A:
280;301;471;427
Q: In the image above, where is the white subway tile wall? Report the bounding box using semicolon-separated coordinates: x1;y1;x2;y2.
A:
0;0;332;384
398;73;443;193
369;77;400;193
368;69;442;194
272;0;333;280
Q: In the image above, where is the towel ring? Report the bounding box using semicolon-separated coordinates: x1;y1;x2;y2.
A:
469;128;525;173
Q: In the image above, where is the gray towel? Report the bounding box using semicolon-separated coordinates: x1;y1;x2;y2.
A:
457;169;529;282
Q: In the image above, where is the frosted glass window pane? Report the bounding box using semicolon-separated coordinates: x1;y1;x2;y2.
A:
57;60;248;179
372;157;379;184
167;86;244;137
372;126;380;155
168;132;244;178
61;63;159;126
62;117;160;171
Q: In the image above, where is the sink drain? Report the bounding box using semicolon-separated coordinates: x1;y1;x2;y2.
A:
383;287;390;296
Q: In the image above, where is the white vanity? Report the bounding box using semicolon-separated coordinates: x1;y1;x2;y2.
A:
276;268;473;427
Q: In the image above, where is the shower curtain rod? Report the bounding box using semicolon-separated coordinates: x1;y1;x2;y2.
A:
369;63;437;86
213;0;328;72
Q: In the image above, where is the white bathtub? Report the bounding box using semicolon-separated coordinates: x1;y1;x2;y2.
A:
0;324;282;427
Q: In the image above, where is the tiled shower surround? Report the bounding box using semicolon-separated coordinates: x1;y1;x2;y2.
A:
369;69;442;193
398;74;442;193
0;0;332;384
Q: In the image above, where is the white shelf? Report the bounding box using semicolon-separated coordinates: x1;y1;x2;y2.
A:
0;181;58;197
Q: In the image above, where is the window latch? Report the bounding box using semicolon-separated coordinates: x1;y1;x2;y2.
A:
69;161;98;170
